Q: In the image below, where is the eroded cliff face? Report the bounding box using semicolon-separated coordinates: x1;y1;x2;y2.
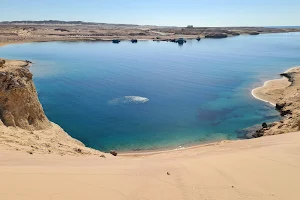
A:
0;59;103;156
0;59;50;130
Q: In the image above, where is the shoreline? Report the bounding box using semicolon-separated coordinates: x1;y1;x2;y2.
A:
125;66;300;154
250;66;300;137
118;139;231;157
0;41;299;156
251;77;288;106
0;30;300;46
251;66;298;106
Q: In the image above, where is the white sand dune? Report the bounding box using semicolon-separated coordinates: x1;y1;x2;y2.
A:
1;132;300;200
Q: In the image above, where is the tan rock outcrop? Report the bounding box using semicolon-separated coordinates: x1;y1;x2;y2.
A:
0;59;103;156
0;59;5;67
0;60;50;130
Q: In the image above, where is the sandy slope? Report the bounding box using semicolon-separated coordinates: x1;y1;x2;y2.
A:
1;132;300;200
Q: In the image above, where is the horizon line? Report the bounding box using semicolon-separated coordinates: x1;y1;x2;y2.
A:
0;20;300;28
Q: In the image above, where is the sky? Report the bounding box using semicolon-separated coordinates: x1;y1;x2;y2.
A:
0;0;299;27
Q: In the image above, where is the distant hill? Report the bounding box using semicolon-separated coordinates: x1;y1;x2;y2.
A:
0;20;140;27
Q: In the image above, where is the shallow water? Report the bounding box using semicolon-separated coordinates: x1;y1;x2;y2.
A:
1;33;300;152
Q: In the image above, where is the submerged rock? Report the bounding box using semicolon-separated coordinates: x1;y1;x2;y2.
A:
110;150;118;156
262;122;268;129
252;129;265;138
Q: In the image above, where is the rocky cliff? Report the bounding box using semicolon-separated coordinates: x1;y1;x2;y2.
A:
0;59;50;130
0;59;103;156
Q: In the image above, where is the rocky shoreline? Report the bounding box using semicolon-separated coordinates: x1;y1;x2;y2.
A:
250;67;300;138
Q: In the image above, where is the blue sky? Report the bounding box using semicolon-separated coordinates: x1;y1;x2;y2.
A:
0;0;299;26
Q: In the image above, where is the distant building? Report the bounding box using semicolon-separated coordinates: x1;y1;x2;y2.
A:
187;25;194;28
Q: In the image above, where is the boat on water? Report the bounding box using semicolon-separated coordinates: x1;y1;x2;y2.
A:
196;36;201;41
131;39;138;43
176;38;187;44
112;39;121;44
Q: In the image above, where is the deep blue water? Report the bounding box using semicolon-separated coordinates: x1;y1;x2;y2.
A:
1;32;300;152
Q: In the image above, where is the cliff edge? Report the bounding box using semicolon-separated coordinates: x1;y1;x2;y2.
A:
0;59;50;129
0;59;103;156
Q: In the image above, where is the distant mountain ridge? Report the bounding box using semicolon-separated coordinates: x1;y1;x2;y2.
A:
0;20;140;27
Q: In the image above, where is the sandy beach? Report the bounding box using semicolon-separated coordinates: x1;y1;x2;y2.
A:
251;67;300;137
251;77;291;106
251;67;300;106
1;132;300;200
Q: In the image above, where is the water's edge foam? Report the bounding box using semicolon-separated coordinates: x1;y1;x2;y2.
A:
108;96;149;105
251;76;290;107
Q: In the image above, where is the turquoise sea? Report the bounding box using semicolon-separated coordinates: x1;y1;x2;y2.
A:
1;33;300;152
